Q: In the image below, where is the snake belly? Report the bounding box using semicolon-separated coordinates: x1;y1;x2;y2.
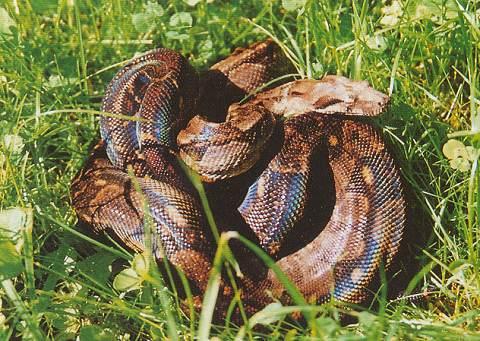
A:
70;40;406;316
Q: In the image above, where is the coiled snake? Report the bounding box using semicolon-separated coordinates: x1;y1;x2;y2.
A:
71;40;405;317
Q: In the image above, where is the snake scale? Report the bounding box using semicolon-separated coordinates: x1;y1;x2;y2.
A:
71;40;406;318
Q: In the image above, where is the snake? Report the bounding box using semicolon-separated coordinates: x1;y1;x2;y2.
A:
70;40;406;318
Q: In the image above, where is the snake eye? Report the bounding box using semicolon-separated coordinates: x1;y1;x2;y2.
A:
290;91;303;96
314;97;343;109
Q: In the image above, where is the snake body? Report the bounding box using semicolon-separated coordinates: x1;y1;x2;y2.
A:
71;40;406;316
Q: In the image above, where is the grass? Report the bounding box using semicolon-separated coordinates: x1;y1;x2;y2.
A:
0;0;479;339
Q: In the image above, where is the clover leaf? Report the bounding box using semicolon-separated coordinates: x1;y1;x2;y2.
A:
131;2;164;33
0;7;16;35
169;12;193;28
113;267;143;292
442;139;479;172
183;0;201;7
282;0;307;12
113;253;152;292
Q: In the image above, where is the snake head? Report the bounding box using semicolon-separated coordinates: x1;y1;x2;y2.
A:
255;75;390;118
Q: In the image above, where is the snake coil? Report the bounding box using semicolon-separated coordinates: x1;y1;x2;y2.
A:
71;40;405;317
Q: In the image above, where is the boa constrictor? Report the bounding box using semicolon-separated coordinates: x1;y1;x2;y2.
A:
71;40;405;317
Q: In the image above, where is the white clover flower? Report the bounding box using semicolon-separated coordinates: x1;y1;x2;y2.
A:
0;208;31;252
3;134;24;154
380;0;403;26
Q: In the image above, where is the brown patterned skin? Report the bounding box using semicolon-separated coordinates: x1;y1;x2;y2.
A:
240;115;404;308
70;40;406;318
177;104;276;182
72;49;213;293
